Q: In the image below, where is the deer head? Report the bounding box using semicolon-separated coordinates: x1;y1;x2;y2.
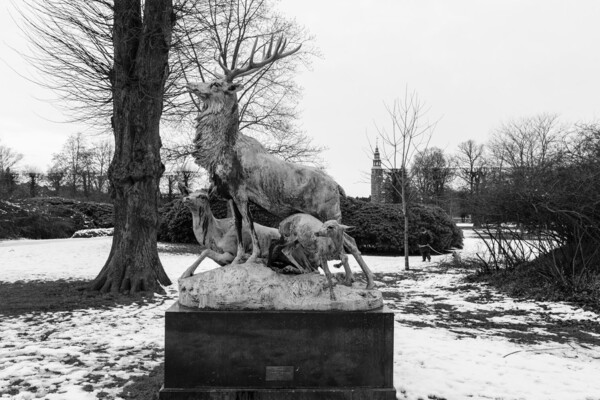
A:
315;221;354;244
187;36;301;113
187;81;244;114
179;184;210;211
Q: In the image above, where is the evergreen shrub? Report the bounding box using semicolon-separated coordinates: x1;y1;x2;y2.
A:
0;197;113;239
159;195;463;255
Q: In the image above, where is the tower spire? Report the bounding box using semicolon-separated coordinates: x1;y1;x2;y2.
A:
373;140;381;167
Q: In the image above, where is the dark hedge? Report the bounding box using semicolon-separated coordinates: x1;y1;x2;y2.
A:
0;197;113;240
339;196;462;254
158;195;463;255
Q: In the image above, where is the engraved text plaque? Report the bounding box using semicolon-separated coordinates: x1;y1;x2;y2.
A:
265;366;294;381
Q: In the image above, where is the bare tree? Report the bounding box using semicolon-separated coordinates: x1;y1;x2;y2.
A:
261;130;325;166
52;133;88;196
489;114;564;182
46;164;67;194
0;169;19;198
567;122;600;161
22;165;43;197
79;149;96;198
160;142;205;199
171;0;323;165
454;140;487;195
17;1;191;128
175;159;198;189
474;114;566;231
90;139;114;193
0;142;23;198
162;174;178;201
48;135;112;196
454;139;488;226
412;147;454;204
20;0;175;293
373;90;435;270
18;1;114;128
0;141;23;171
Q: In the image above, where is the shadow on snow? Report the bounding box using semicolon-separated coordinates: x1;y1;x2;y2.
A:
0;279;158;316
376;270;600;347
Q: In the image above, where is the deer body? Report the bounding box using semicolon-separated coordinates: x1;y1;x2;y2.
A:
194;106;342;220
179;186;280;278
187;191;234;252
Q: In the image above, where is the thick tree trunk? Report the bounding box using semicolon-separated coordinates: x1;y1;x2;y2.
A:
89;0;173;294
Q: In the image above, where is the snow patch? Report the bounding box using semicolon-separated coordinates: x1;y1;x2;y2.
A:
71;228;114;238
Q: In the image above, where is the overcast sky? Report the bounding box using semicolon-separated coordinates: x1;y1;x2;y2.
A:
1;1;599;197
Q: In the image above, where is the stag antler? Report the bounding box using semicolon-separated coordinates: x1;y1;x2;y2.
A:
219;36;302;82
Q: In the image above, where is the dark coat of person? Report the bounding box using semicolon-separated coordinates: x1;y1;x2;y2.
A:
418;228;433;262
417;229;433;246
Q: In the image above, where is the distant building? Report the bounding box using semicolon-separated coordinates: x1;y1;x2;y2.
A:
370;145;383;203
370;146;402;204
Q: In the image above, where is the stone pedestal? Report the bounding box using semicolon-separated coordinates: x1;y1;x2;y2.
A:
159;302;396;399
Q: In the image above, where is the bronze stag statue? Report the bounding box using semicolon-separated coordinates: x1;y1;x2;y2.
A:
188;37;375;290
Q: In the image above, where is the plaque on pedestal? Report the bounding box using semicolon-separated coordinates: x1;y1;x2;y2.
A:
159;302;396;399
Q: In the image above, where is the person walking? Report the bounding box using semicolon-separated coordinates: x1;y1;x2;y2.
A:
417;227;433;262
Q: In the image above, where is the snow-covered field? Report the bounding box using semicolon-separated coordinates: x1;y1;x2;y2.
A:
0;231;599;400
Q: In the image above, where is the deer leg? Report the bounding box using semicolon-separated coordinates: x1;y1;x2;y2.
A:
343;232;375;290
230;200;245;265
180;250;210;279
238;199;261;263
320;257;337;301
180;250;236;279
205;250;235;266
339;253;354;286
267;239;284;269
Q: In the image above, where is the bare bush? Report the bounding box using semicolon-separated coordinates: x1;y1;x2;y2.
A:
473;117;600;293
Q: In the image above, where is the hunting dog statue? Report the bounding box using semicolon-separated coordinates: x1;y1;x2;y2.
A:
269;213;358;300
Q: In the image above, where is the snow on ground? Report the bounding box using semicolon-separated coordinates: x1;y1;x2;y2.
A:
71;228;114;238
1;232;599;400
0;301;168;400
0;238;221;284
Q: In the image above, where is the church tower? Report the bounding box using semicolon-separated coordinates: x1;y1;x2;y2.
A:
371;144;383;203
